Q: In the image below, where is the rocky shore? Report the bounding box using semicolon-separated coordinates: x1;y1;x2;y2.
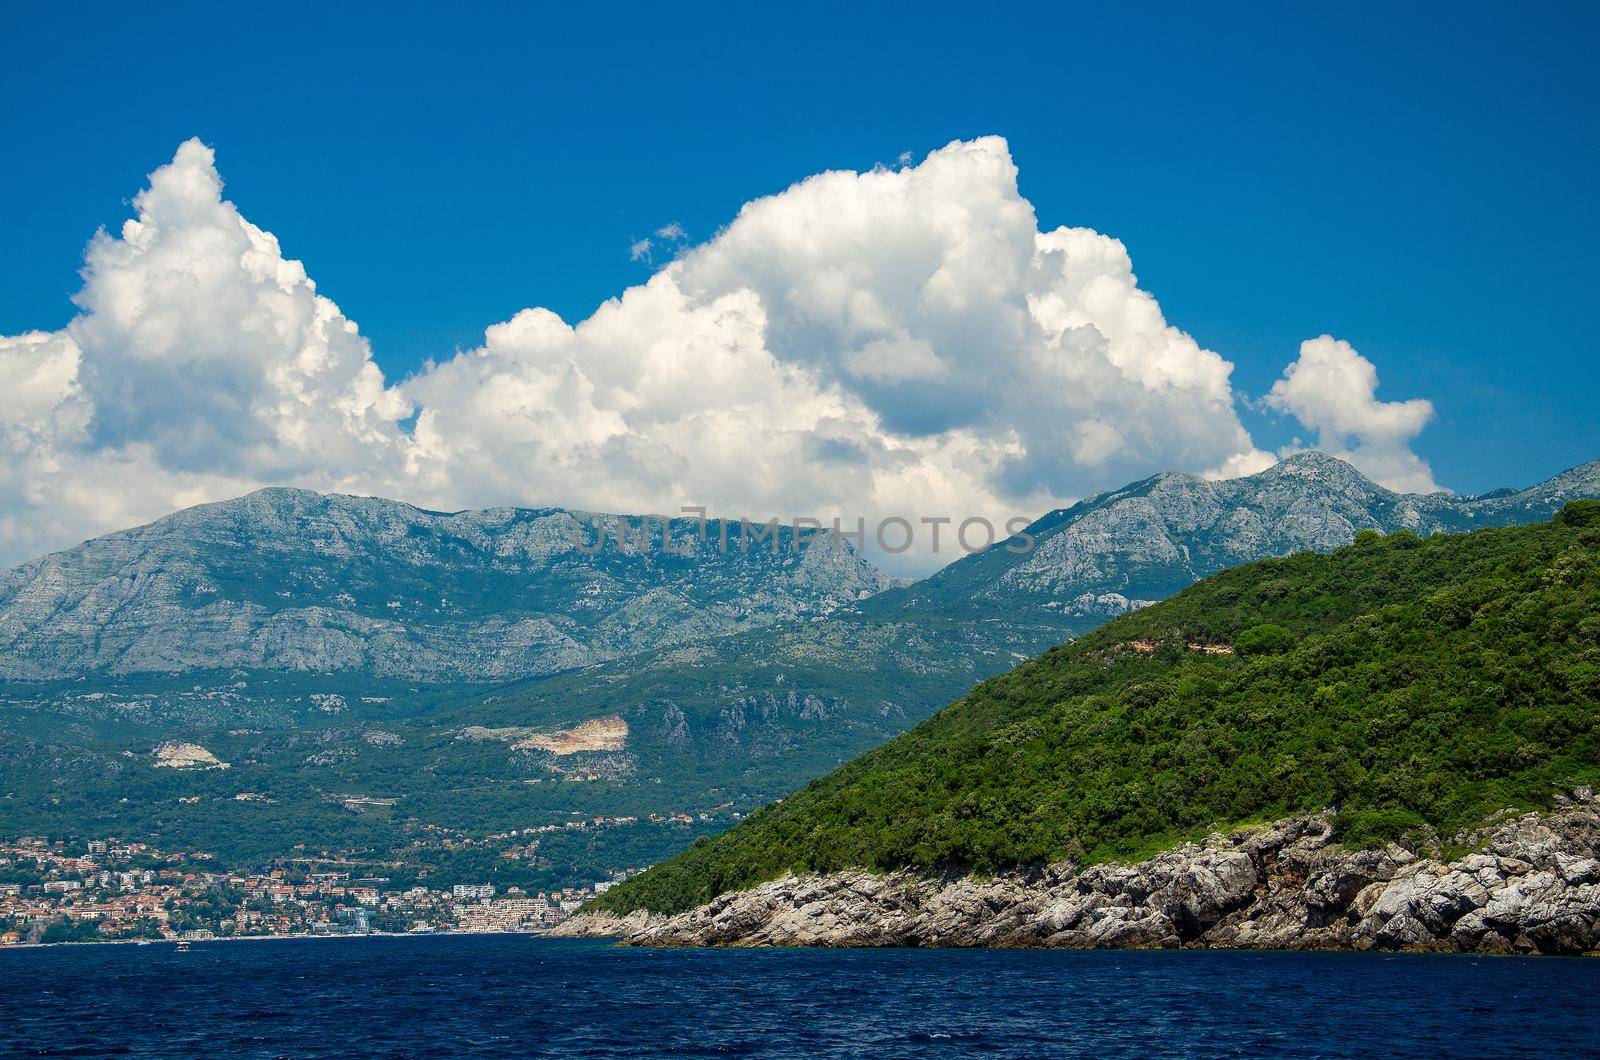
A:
556;791;1600;955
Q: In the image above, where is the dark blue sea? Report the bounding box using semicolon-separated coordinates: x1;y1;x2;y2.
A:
2;935;1597;1058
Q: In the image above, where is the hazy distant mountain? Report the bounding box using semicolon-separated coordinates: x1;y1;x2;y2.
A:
0;488;896;681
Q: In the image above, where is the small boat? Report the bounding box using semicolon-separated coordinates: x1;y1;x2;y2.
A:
175;940;191;952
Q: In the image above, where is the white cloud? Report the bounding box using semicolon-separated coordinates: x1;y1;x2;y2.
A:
663;138;1262;497
0;137;1442;571
69;140;410;478
1202;447;1278;482
630;224;686;267
1265;335;1440;493
0;141;410;564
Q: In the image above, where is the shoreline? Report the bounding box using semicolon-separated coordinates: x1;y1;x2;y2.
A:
569;800;1600;958
0;927;559;953
7;929;1596;962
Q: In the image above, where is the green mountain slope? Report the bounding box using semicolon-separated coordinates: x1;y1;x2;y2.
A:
595;502;1600;915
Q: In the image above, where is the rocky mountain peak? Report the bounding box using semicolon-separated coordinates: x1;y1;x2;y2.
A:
1246;451;1388;495
1509;459;1600;500
920;452;1598;621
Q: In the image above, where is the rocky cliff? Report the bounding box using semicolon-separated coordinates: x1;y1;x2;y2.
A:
560;793;1600;956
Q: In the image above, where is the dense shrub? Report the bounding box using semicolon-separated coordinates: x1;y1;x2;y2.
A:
1236;623;1296;656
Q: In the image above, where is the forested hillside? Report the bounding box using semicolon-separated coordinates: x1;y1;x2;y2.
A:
596;502;1600;915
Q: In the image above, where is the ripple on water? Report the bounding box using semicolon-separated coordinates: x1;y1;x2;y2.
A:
0;938;1596;1058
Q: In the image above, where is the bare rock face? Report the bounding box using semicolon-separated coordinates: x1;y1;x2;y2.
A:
458;716;628;754
544;909;662;938
568;793;1600;956
151;741;229;770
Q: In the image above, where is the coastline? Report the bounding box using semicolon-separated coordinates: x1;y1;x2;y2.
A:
19;793;1600;958
563;795;1600;957
0;927;560;953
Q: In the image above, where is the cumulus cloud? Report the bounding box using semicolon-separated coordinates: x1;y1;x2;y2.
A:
0;141;410;564
0;137;1441;571
1265;335;1440;493
664;139;1262;492
76;141;410;473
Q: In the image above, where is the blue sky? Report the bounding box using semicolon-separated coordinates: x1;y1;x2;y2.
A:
1;0;1596;530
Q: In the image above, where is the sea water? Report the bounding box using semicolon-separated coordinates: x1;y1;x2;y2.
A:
2;935;1594;1057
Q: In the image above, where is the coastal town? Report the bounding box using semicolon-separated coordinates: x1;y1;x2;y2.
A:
0;835;639;946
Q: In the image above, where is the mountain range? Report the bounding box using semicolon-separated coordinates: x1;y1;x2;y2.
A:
0;488;893;681
1;452;1596;891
